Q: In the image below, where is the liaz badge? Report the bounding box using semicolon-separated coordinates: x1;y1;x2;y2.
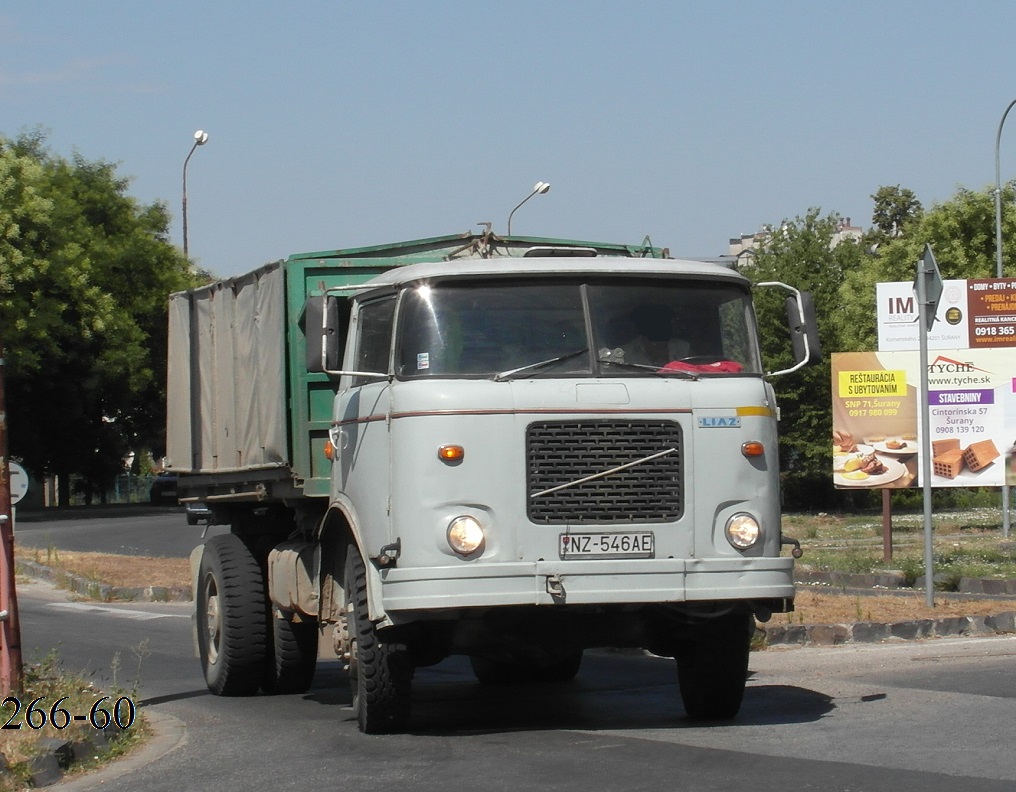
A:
697;416;741;428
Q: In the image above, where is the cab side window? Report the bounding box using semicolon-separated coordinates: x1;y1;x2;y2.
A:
352;296;396;387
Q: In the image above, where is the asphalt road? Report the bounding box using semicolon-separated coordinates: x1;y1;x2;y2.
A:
15;580;1016;792
11;507;1016;790
14;506;226;557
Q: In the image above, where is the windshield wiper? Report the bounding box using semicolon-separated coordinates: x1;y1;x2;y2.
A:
597;358;699;380
493;348;589;382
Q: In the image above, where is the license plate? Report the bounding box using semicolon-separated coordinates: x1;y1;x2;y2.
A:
559;532;655;559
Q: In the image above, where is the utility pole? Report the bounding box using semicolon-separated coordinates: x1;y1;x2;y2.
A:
0;347;23;692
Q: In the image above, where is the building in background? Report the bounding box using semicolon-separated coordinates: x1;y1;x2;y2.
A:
724;218;864;269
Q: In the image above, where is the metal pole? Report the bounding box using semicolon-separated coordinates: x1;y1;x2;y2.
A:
917;260;935;608
182;143;197;259
995;100;1016;539
882;488;893;563
0;349;23;693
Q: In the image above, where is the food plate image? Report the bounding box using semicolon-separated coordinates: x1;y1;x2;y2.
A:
832;445;873;471
871;440;917;456
834;456;908;487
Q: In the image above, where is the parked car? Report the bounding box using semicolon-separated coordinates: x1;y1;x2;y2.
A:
149;473;179;505
186;501;212;526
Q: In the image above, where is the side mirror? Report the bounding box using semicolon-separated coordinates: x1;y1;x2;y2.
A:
785;291;822;366
304;295;344;373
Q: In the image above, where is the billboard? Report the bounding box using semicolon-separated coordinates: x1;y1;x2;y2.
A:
831;350;1016;489
877;279;1016;351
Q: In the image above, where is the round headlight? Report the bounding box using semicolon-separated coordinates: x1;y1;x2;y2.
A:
447;515;485;556
725;513;761;550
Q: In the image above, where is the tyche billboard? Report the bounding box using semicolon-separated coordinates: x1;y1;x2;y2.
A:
831;350;1016;489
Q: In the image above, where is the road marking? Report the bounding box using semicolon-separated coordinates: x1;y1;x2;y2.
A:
47;602;189;621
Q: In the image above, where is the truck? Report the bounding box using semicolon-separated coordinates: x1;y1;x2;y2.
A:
168;228;817;733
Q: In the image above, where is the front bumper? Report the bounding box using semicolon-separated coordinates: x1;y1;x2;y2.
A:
379;556;794;612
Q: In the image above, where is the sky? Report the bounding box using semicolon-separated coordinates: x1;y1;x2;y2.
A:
5;2;1016;278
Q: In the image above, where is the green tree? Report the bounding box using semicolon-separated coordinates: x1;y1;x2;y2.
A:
744;208;864;509
0;131;203;504
838;184;1010;354
869;185;923;242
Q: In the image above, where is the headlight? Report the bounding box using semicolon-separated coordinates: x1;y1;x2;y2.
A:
725;513;761;550
447;515;485;556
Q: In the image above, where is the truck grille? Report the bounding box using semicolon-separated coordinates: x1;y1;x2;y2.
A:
526;420;683;524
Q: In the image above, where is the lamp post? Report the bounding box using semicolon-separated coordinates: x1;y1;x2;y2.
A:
995;102;1016;539
507;181;550;235
182;129;209;259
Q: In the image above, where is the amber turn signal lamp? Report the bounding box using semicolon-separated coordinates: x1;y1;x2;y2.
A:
324;440;336;461
741;441;765;458
438;444;465;462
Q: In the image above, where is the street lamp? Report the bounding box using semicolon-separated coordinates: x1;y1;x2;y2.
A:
995;101;1016;538
507;181;550;235
182;129;209;259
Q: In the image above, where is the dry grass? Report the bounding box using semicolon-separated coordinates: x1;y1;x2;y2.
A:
21;547;190;590
787;587;1016;625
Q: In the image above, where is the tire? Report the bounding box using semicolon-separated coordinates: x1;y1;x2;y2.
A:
263;614;318;695
675;612;752;720
187;513;198;526
470;651;583;685
197;534;269;696
343;545;412;733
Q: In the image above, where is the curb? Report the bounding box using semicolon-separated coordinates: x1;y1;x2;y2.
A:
761;611;1016;647
769;568;1016;647
15;560;191;603
22;710;185;790
22;723;128;788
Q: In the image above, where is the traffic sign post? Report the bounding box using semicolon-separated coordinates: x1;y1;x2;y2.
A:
915;243;942;608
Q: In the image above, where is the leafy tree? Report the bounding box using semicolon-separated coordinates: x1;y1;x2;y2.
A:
0;130;203;504
838;184;1010;354
743;208;864;509
869;185;923;242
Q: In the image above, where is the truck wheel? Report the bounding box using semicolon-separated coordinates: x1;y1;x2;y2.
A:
263;614;318;695
675;612;752;720
197;534;268;696
343;546;412;733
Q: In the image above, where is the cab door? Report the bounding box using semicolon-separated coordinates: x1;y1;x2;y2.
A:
333;294;397;551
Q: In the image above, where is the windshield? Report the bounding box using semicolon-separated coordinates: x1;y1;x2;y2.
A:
396;279;762;379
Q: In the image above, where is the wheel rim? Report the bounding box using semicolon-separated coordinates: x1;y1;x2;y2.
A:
204;575;222;665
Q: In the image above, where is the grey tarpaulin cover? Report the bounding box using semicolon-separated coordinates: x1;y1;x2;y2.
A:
166;263;289;472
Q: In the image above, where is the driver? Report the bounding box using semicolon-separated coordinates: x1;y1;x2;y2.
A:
621;304;691;366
